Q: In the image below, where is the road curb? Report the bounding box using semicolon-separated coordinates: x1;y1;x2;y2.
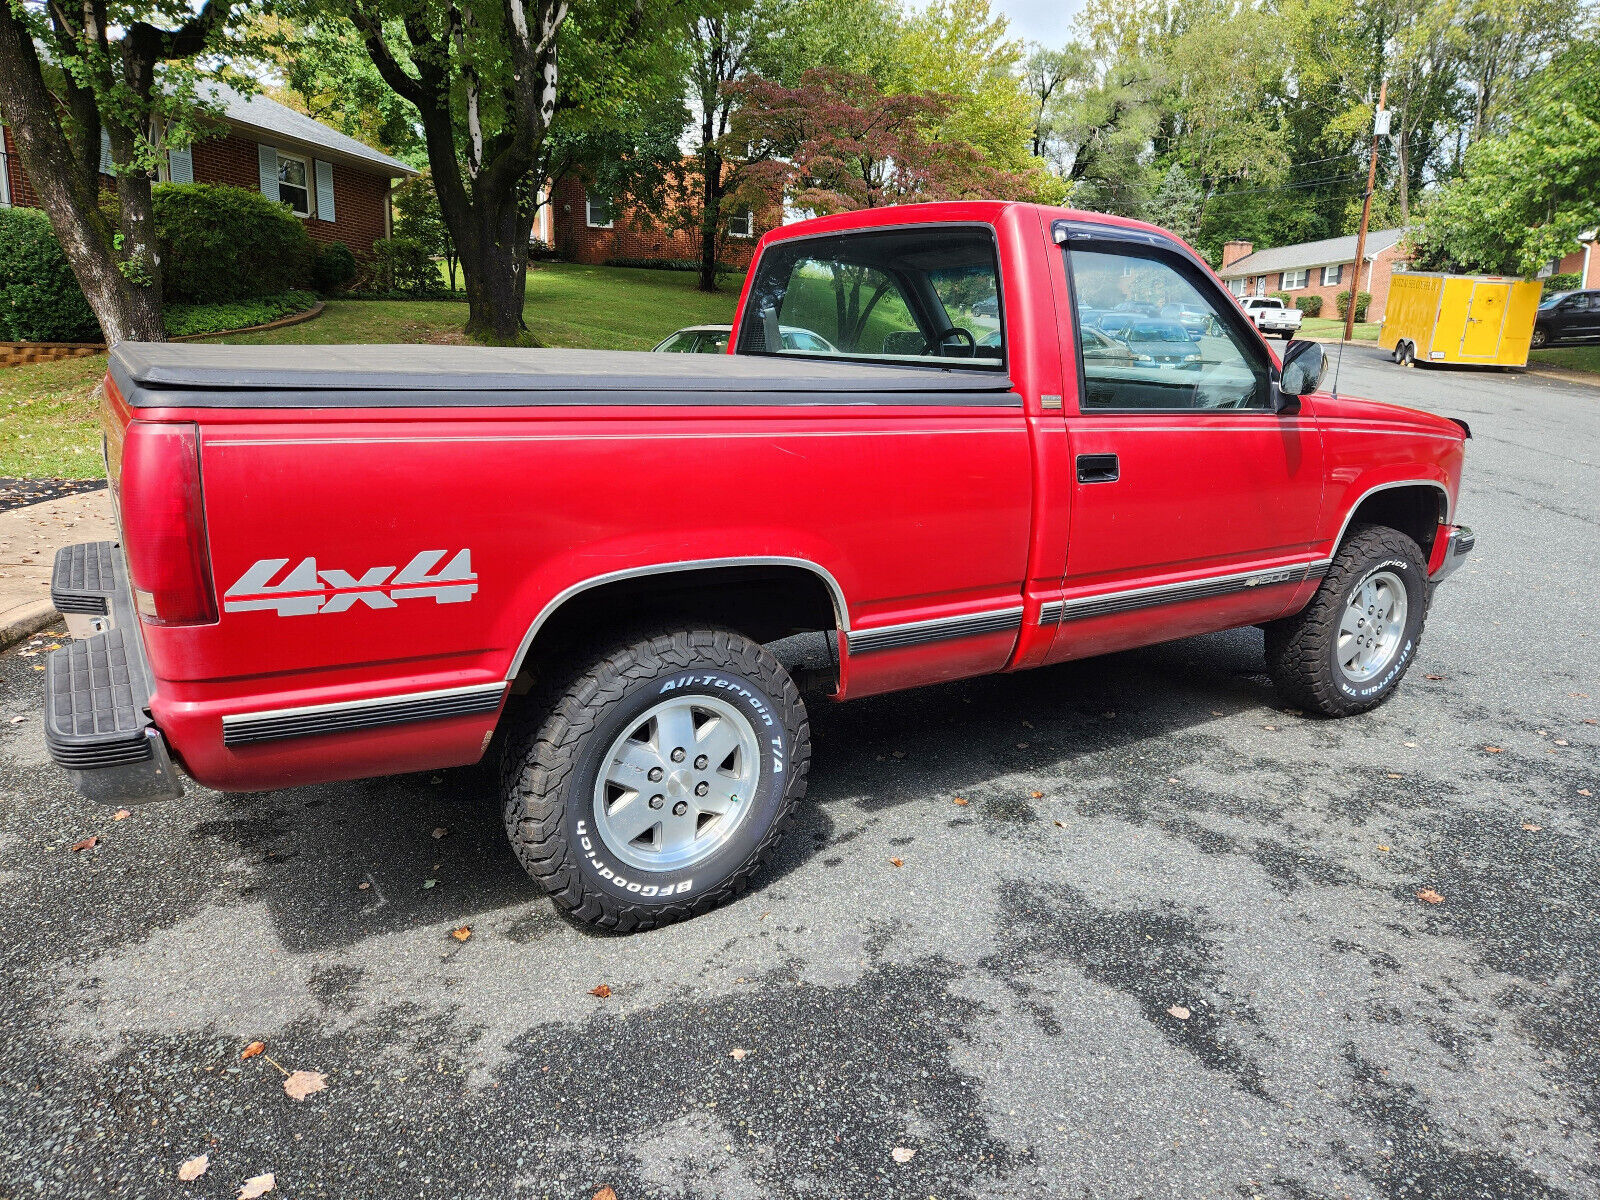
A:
1;602;58;653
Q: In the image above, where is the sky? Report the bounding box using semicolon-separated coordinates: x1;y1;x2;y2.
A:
971;0;1091;48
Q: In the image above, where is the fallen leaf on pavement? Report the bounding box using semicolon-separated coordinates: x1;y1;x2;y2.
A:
283;1070;327;1101
952;796;969;806
451;925;471;942
1425;673;1444;681
1553;739;1569;746
889;857;903;867
1029;791;1043;799
891;1147;916;1164
1386;773;1402;779
421;879;437;889
238;1174;275;1199
1580;788;1593;797
589;984;611;999
592;1188;618;1200
240;1041;265;1060
1522;823;1542;832
9;715;25;724
112;809;131;820
70;836;98;852
1167;1005;1190;1020
358;881;371;890
431;827;448;839
1053;820;1066;828
1483;746;1504;754
1378;845;1391;853
729;1047;747;1061
1417;888;1445;905
177;1154;209;1182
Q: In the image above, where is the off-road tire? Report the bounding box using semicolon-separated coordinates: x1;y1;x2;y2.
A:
501;628;810;932
1264;524;1429;717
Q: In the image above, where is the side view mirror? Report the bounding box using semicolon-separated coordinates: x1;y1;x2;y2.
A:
1279;339;1328;400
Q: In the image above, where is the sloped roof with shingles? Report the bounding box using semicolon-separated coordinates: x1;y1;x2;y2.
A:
1219;228;1406;277
202;83;417;177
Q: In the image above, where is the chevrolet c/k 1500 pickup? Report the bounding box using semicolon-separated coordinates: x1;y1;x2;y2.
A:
43;201;1473;931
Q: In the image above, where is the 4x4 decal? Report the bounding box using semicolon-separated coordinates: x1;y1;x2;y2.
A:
224;550;476;616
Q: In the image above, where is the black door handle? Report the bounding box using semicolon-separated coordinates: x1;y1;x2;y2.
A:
1076;453;1120;483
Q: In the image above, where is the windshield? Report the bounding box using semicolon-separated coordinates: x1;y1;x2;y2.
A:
1539;292;1572;309
736;226;1005;369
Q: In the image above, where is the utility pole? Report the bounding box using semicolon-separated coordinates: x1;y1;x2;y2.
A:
1345;79;1388;343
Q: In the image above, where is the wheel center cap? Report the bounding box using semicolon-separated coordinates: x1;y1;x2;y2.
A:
665;769;694;798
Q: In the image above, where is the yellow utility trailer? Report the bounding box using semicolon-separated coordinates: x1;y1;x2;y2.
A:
1380;272;1542;367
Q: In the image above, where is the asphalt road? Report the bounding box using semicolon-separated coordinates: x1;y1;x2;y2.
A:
2;346;1597;1200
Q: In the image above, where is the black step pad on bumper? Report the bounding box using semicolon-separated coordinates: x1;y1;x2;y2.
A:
50;540;120;615
42;543;183;804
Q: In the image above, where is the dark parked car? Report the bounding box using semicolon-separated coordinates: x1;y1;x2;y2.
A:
1532;290;1600;348
1123;319;1203;367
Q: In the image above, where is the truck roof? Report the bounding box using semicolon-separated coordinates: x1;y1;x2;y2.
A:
108;343;1017;409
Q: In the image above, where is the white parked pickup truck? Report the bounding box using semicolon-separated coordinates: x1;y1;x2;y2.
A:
1240;297;1304;339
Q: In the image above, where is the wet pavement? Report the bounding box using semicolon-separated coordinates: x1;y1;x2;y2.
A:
1;347;1596;1199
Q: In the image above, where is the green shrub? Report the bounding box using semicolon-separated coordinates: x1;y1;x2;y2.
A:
0;208;102;342
1336;290;1373;322
154;183;314;303
313;242;358;294
1295;295;1324;317
1269;291;1292;304
1542;272;1581;298
163;289;318;338
370;237;438;295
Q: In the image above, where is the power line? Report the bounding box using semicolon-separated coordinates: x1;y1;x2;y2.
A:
1205;172;1364;199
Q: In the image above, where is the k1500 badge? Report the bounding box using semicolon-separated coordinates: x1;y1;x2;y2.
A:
224;550;476;616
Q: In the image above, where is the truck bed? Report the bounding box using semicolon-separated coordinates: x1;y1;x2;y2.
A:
109;343;1019;408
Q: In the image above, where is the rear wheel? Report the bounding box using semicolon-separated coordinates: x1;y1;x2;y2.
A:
1265;524;1429;717
1530;325;1549;350
501;627;809;931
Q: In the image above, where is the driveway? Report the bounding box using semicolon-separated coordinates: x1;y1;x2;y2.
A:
2;346;1596;1199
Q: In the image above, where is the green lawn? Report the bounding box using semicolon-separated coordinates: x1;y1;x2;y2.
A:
1530;344;1600;375
1300;316;1382;342
1;263;738;478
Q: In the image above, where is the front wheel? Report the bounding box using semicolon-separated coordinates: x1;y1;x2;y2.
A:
501;628;810;931
1264;524;1430;717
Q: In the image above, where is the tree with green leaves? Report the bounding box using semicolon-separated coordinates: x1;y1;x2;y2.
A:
1408;43;1600;276
0;0;257;343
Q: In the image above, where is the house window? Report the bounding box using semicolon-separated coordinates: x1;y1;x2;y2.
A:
585;194;613;229
278;152;312;217
1322;264;1342;286
1281;268;1308;290
1227;278;1247;297
728;209;754;239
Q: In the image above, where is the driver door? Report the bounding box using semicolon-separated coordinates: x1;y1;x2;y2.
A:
1051;236;1326;644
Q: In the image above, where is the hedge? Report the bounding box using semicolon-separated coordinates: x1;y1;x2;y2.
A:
1336;290;1373;322
1295;295;1324;317
313;242;358;294
155;183;315;303
0;208;102;342
603;255;743;273
1542;272;1581;298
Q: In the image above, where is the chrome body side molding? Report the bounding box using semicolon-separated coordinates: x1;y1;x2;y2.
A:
846;606;1024;654
222;682;507;746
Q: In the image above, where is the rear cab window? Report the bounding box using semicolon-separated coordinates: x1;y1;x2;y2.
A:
736;226;1006;370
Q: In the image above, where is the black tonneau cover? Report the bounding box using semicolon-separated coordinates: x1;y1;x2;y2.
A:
109;343;1018;408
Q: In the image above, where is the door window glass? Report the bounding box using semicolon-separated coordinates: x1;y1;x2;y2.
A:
1067;247;1270;411
736;227;1005;368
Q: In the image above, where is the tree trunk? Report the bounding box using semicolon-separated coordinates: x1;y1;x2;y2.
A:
698;142;722;293
454;182;533;344
0;6;166;344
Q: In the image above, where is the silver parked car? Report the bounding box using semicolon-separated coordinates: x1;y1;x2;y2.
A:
653;324;839;354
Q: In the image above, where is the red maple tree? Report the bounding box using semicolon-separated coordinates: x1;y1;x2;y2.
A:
724;69;1036;220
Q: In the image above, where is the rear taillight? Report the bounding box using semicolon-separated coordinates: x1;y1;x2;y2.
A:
120;422;218;625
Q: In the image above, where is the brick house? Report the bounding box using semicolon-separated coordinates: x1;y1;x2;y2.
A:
1217;229;1408;321
1547;232;1600;289
1;84;416;258
538;171;768;269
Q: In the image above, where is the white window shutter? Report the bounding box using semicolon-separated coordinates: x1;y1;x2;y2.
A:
258;143;278;198
99;130;113;175
314;160;335;222
167;145;194;184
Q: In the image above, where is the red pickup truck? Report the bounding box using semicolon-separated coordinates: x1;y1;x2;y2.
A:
44;201;1473;930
